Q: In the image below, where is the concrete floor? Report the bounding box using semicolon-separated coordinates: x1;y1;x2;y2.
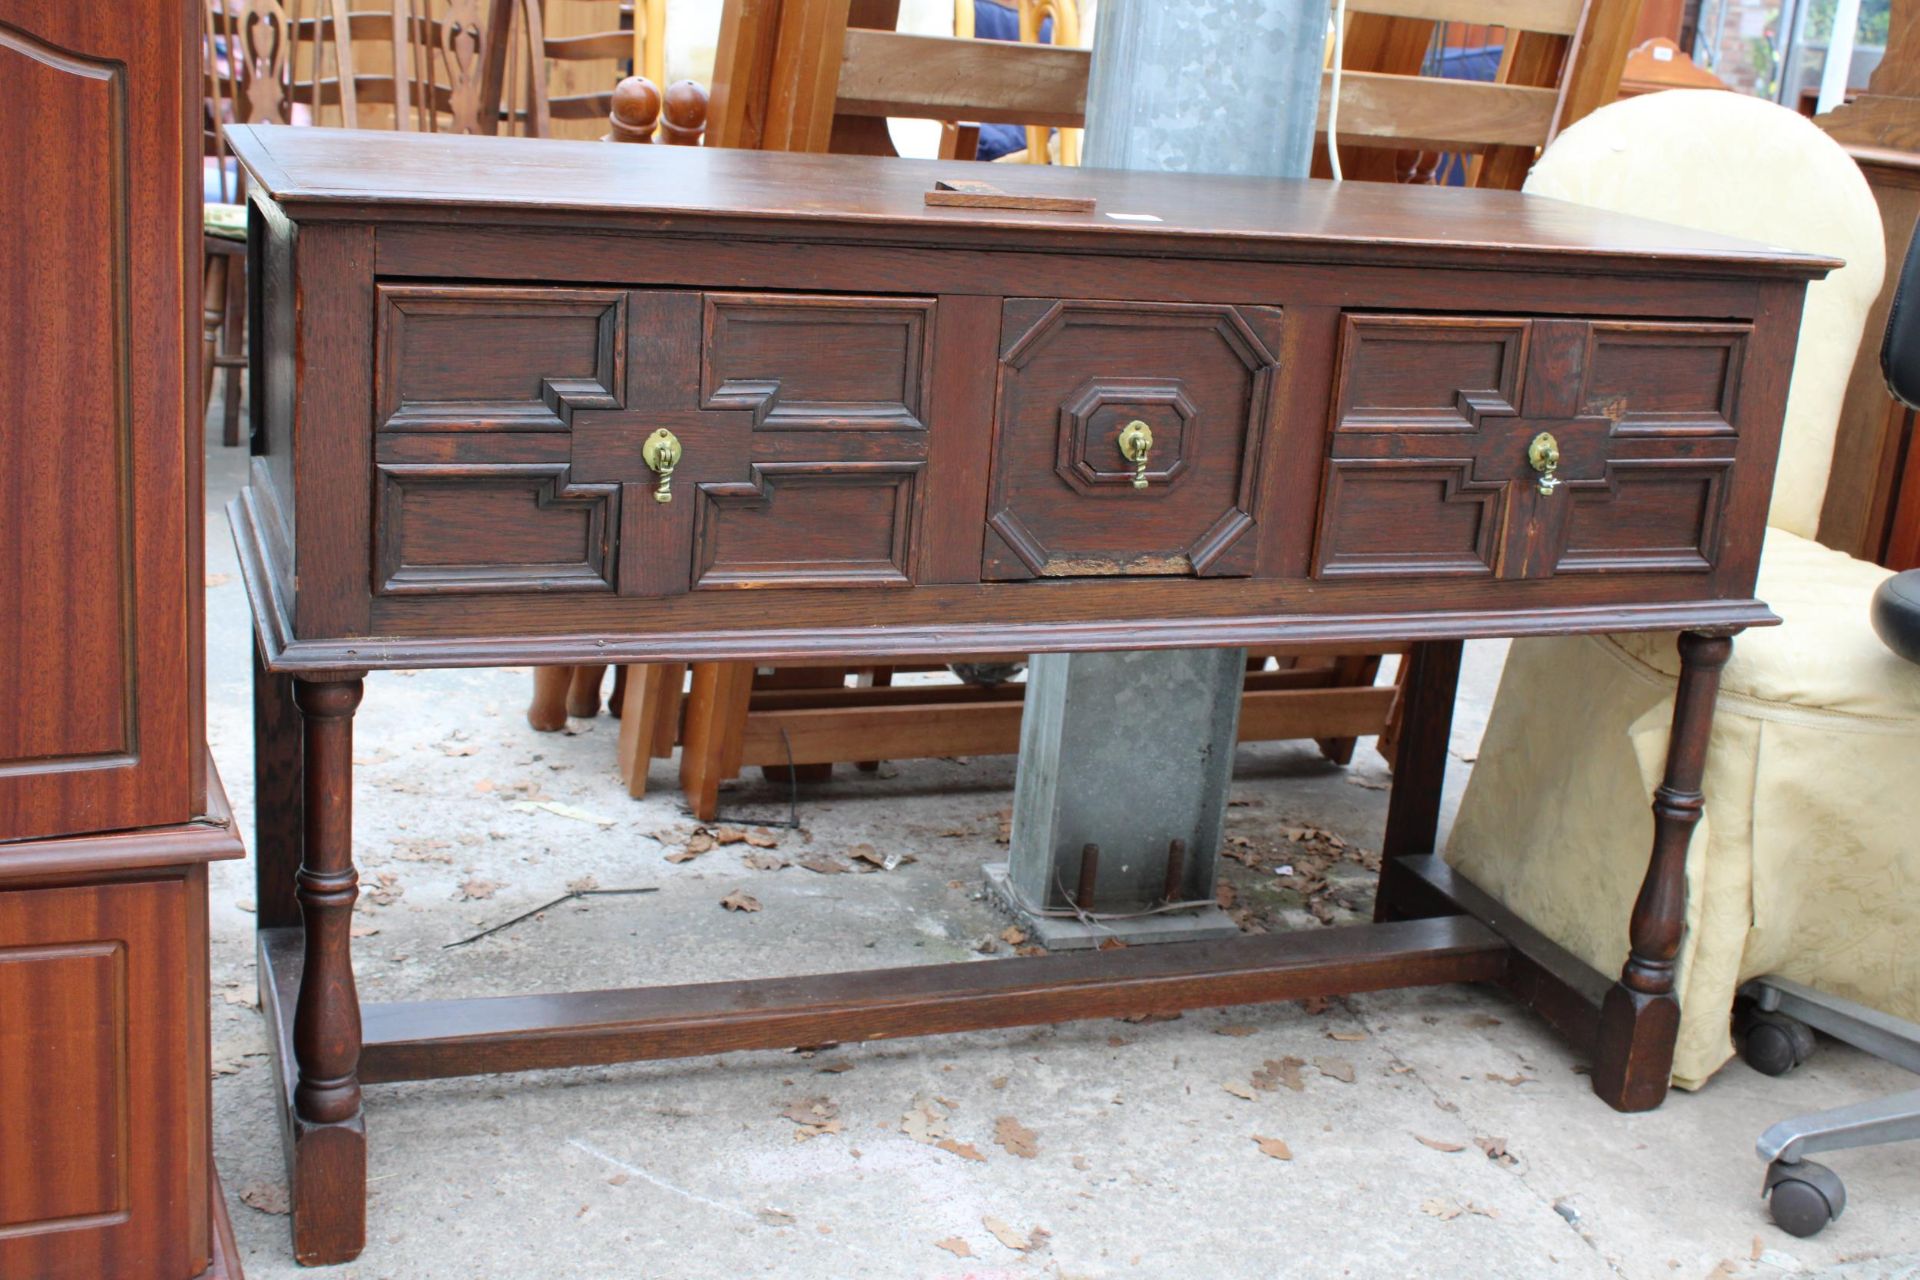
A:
199;400;1920;1280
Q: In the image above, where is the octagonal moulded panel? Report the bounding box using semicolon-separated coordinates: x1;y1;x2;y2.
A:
984;299;1282;580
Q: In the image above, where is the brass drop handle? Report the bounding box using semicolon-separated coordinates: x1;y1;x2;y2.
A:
642;428;683;503
1528;431;1562;497
1117;420;1154;490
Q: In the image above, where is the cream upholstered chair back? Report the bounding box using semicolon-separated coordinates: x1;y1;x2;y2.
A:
1523;90;1884;540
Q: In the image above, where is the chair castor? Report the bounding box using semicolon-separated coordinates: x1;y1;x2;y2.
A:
1740;1007;1817;1076
1763;1158;1847;1237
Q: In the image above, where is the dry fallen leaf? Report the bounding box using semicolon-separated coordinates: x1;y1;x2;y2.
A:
1252;1136;1293;1161
1000;925;1028;946
720;892;761;913
900;1101;951;1145
1420;1198;1498;1222
848;843;909;871
937;1139;986;1163
567;874;600;894
1315;1057;1356;1084
510;800;616;826
1252;1057;1306;1093
799;855;851;875
1474;1135;1515;1166
743;852;789;872
779;1096;841;1140
1328;1030;1368;1042
1214;1024;1258;1038
934;1237;973;1258
1299;996;1333;1016
458;877;500;901
238;1181;289;1215
1222;1081;1257;1101
1485;1072;1534;1087
1415;1135;1466;1153
365;872;404;907
993;1116;1039;1159
744;829;780;848
1463;1013;1503;1029
989;1075;1009;1090
714;826;748;845
982;1217;1047;1252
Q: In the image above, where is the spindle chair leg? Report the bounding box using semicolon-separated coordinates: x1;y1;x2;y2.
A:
1591;630;1736;1111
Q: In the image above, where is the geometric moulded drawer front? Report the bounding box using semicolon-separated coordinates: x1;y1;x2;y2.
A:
1314;314;1742;581
984;298;1281;580
374;465;618;595
687;293;933;591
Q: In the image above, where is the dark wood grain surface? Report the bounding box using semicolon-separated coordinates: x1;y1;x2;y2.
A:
223;124;1834;277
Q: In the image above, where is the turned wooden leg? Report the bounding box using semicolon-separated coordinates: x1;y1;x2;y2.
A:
288;675;367;1265
1373;640;1463;922
252;644;303;932
1591;630;1734;1112
528;666;572;731
567;663;609;719
201;252;227;418
679;661;753;822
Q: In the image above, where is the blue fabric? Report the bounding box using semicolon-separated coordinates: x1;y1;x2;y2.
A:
1427;44;1503;186
972;1;1052;161
204;157;240;206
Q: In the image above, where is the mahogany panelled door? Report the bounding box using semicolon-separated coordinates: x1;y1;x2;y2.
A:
1;0;245;1278
222;124;1831;1265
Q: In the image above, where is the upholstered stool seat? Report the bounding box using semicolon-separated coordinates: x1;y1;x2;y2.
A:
1874;572;1920;665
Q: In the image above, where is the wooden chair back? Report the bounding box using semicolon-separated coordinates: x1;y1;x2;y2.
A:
710;0;1642;188
951;0;1083;164
1321;0;1645;188
536;0;663;139
204;0;548;140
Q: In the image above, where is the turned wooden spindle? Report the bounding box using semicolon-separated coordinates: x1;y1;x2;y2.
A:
1591;629;1736;1111
287;675;368;1262
604;75;663;143
660;78;710;145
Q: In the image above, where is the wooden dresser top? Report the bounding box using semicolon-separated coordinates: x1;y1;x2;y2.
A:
225;125;1834;279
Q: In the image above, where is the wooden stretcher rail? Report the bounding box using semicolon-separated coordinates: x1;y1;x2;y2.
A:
250;916;1512;1084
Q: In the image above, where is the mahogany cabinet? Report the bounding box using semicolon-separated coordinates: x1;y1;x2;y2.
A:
221;125;1830;1265
0;1;244;1277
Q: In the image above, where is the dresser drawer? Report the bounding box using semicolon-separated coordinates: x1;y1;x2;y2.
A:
369;284;933;598
982;299;1282;580
1313;314;1748;581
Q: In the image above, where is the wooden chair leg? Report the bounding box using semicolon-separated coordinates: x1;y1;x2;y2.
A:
567;664;609;719
528;666;573;732
609;664;628;718
220;249;246;446
853;665;894;772
758;667;843;784
1591;629;1736;1112
201;252;227;418
1376;659;1410;772
1315;653;1383;765
617;662;686;799
679;661;754;821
